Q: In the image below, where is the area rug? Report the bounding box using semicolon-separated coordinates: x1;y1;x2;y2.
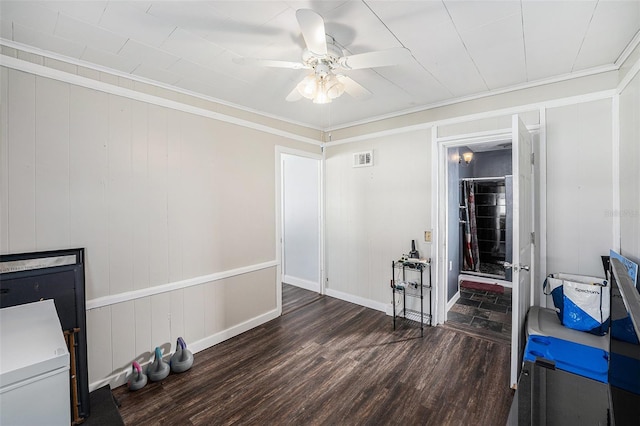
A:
83;385;124;425
460;280;504;294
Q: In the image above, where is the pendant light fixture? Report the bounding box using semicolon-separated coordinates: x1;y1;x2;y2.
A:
296;63;345;104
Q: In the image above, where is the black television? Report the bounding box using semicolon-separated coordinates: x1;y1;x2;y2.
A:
608;251;640;424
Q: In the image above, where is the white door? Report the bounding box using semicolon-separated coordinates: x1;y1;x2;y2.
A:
509;115;533;388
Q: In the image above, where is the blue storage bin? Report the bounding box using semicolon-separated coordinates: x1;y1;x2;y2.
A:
523;335;609;383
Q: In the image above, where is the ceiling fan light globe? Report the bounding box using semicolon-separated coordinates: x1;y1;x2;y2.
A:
297;84;315;99
323;74;344;99
297;75;317;99
313;91;331;104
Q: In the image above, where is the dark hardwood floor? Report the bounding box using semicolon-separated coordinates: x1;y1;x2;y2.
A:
282;282;322;315
112;285;514;425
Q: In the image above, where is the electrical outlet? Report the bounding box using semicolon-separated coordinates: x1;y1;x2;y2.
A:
424;230;432;242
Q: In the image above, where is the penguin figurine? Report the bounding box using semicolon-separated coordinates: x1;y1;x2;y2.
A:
170;337;194;373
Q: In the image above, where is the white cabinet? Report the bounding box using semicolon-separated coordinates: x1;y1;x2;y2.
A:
0;300;70;425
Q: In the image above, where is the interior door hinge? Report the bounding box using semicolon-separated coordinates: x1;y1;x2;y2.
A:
531;232;535;245
531;153;535;165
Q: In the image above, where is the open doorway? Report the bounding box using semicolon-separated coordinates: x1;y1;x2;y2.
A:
447;143;513;343
447;140;513;342
435;115;535;388
279;150;323;315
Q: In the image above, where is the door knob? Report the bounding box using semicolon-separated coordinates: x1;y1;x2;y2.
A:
521;264;530;272
503;262;518;271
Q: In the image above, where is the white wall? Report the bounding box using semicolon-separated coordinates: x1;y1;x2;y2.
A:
545;99;614;277
0;66;320;389
325;130;432;310
619;70;640;264
282;153;320;290
325;96;618;316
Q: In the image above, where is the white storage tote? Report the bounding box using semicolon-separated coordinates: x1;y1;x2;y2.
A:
543;273;610;336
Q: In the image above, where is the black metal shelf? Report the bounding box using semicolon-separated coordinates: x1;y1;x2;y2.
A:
391;259;432;337
394;308;432;326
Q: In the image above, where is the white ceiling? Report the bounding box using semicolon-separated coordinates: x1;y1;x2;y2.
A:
1;1;639;130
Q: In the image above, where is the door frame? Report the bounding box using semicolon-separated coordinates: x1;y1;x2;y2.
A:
432;118;539;387
434;128;514;324
275;146;324;315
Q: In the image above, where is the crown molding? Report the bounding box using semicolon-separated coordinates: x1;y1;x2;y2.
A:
0;38;324;139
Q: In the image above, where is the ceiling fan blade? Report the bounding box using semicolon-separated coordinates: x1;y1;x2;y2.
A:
338;47;412;70
296;9;327;56
286;85;303;102
233;57;308;70
337;75;371;99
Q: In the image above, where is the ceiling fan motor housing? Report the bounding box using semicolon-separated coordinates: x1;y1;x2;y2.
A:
302;40;343;74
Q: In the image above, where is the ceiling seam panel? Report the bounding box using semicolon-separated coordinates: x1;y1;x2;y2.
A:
356;1;420;97
442;0;489;92
520;0;528;82
362;0;405;48
364;0;453;98
53;11;60;35
571;0;599;73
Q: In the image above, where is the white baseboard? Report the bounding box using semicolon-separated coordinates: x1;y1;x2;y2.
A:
325;288;388;313
446;291;461;312
89;307;280;391
188;308;280;354
283;275;320;293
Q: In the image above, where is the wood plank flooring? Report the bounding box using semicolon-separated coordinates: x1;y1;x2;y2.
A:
282;282;321;315
112;286;514;425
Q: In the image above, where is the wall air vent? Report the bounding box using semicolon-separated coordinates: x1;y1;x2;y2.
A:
353;151;373;168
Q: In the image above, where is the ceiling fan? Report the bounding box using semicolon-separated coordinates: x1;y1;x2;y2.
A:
233;9;412;104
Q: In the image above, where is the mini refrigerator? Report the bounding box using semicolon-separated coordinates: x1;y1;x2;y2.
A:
0;299;70;425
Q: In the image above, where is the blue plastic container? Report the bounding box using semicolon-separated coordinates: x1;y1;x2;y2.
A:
523;335;609;383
